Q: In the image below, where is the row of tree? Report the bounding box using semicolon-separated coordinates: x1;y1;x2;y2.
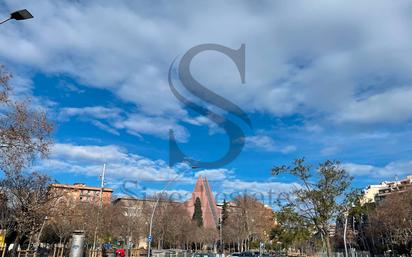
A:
333;189;412;255
37;195;274;252
1;66;411;256
270;158;412;256
0;65;275;254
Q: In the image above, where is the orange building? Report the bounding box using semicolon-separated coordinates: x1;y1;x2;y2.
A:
50;183;113;206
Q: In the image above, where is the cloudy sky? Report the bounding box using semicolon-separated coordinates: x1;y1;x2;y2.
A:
2;0;412;205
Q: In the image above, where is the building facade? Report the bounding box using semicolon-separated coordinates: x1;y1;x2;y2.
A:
50;183;113;206
362;175;412;204
184;176;220;229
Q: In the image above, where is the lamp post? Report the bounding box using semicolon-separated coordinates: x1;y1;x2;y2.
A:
0;9;33;25
343;211;349;257
36;216;49;252
92;163;106;251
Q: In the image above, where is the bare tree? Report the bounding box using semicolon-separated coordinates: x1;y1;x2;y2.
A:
0;66;53;174
366;190;412;254
150;200;190;249
0;172;58;257
112;204;145;249
47;200;81;246
222;196;274;252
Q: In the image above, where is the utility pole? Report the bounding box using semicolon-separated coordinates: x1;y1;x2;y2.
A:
219;210;223;255
99;163;106;208
93;163;106;251
343;211;349;257
35;216;48;252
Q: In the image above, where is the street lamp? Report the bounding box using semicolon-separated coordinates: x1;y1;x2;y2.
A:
0;9;33;25
36;216;49;251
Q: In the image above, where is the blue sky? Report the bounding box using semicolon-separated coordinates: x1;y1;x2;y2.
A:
2;0;412;206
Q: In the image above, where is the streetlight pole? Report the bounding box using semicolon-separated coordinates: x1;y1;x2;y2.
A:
35;216;48;252
0;9;33;25
0;18;11;25
219;210;223;255
93;163;106;251
343;211;349;257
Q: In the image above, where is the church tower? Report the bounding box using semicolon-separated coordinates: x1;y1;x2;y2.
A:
185;176;220;229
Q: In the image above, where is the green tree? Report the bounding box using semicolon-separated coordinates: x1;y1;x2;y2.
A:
221;199;229;227
0;172;58;257
192;197;203;227
270;207;312;252
272;158;353;257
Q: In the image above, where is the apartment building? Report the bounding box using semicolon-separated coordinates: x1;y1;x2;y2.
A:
50;183;113;206
362;175;412;204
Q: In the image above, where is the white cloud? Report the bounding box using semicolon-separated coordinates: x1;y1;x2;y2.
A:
58;106;190;141
343;160;412;179
338;87;412;124
281;145;297;154
195;168;233;181
5;0;412;192
59;106;122;121
3;0;412;125
245;134;296;153
320;146;340;156
113;114;189;142
37;142;302;206
51;143;127;162
37;143;191;183
91;120;120;136
245;135;276;151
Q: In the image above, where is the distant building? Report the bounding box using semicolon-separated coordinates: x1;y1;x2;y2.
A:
328;224;336;238
184;176;220;229
113;197;183;215
50;183;113;206
114;176;222;229
112;196;153;212
362;175;412;204
361;183;388;204
375;175;412;202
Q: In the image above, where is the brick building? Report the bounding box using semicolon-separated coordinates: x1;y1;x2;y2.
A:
184;176;220;229
50;183;113;206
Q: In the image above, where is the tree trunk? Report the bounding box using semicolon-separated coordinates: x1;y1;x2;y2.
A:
324;233;332;257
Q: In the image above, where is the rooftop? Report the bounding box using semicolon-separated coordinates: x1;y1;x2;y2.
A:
50;183;113;192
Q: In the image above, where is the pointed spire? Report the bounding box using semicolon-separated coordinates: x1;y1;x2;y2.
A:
188;175;219;228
